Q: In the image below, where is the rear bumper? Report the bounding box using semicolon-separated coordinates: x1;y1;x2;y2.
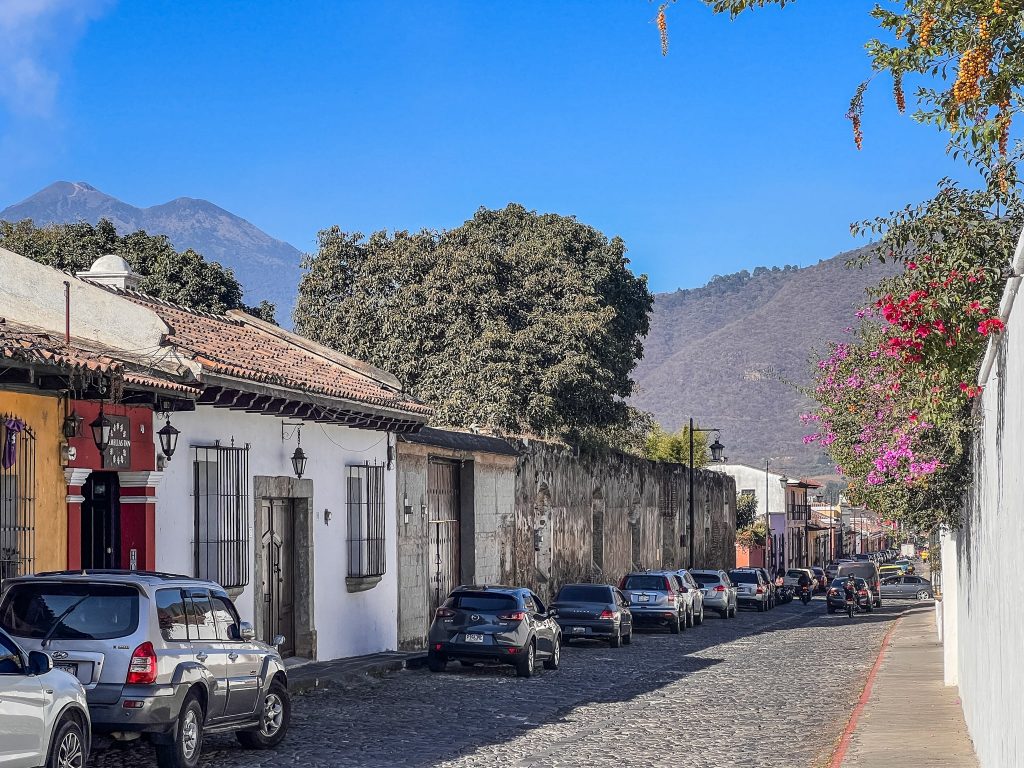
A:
557;618;618;638
432;641;524;664
88;683;189;734
736;593;766;606
630;608;679;625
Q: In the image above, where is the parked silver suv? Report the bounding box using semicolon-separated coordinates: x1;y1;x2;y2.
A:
0;571;290;768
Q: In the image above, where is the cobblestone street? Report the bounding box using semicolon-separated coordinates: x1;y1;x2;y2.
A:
89;597;914;768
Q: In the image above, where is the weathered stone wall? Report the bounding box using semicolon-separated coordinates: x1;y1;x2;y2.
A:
396;436;736;648
509;440;737;602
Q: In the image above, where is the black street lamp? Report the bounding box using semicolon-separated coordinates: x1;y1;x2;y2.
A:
90;405;112;456
157;415;180;461
686;417;724;569
291;444;307;479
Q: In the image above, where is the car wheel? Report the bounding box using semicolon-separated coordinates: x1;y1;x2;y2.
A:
623;629;632;645
730;603;737;618
427;652;446;673
875;598;882;608
917;590;930;600
544;637;561;669
156;693;204;768
609;631;621;648
695;605;703;626
516;641;536;677
669;616;681;634
237;679;290;749
47;715;86;768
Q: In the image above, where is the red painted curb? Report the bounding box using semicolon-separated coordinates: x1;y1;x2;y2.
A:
829;616;901;768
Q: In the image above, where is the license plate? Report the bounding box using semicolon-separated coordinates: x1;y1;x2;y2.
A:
572;626;586;634
637;595;650;603
55;663;78;677
464;633;484;643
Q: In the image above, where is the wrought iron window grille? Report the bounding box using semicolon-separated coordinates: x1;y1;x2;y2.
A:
0;415;35;590
346;462;386;578
193;441;251;590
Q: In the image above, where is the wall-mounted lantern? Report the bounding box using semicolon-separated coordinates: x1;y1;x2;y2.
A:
90;405;112;455
282;421;307;478
62;409;83;440
157;415;180;461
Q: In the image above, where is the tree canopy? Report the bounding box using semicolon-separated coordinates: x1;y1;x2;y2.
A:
294;203;653;436
0;218;275;321
642;424;710;467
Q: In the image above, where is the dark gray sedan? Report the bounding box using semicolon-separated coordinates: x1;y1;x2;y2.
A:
552;584;633;647
879;575;934;600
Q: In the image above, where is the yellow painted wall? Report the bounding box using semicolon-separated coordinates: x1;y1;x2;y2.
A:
0;391;65;573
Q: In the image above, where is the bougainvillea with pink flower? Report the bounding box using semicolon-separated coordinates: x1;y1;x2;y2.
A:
805;181;1021;529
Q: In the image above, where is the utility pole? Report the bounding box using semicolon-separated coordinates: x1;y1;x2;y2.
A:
687;417;723;568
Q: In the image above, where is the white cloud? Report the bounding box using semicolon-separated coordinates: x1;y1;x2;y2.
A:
0;0;114;118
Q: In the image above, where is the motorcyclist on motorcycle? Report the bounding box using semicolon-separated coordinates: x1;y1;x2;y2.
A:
797;571;812;604
843;575;858;601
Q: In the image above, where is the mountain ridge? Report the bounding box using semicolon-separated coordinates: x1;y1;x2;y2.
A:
0;181;302;324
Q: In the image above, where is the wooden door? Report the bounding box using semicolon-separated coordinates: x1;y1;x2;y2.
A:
261;499;295;657
427;460;461;616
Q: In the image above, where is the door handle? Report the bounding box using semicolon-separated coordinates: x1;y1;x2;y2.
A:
196;653;208;662
228;653;239;661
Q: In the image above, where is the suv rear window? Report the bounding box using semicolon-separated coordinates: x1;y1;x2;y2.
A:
556;585;611;602
691;573;720;585
0;583;139;640
622;575;670;591
729;571;759;584
448;593;519;612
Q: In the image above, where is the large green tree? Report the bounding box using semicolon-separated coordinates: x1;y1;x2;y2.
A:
294;203;653;435
0;218;275;321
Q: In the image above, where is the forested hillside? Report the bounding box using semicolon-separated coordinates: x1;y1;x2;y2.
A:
633;246;894;479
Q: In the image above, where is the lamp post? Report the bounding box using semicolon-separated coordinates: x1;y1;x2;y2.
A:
686;417;723;569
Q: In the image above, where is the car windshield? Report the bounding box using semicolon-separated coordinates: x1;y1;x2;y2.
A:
691;573;720;586
729;571;759;584
622;575;669;591
787;570;805;578
447;593;519;612
0;582;140;640
556;585;611;603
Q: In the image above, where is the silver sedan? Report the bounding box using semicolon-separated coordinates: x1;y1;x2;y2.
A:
879;575;934;600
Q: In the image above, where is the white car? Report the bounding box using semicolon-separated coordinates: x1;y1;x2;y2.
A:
0;627;90;768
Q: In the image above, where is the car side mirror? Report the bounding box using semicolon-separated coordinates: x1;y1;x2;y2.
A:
272;634;286;648
548;608;558;618
28;650;52;676
238;621;256;642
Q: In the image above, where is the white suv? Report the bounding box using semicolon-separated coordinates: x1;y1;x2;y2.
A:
0;626;90;768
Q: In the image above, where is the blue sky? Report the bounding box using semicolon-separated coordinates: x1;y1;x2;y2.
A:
0;1;969;294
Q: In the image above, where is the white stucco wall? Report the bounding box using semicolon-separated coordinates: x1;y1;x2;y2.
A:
155;406;397;662
953;270;1024;766
711;464;786;520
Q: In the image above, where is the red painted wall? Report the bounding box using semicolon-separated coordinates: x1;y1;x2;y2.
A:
67;401;155;473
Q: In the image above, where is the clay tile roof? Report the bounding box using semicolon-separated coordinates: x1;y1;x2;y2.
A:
117;295;431;420
0;318;120;375
0;318;200;396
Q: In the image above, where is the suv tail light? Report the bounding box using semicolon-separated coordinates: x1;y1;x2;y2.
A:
858;589;868;597
665;593;677;605
755;586;764;595
435;608;455;619
713;585;727;592
498;611;527;622
127;642;157;685
599;609;620;620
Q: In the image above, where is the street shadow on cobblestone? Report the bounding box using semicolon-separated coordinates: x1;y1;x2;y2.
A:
87;600;918;768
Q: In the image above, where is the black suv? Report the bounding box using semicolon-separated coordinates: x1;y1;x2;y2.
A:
426;586;562;677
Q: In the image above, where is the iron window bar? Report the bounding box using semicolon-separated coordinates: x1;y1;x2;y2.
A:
0;415;35;590
193;442;251;590
347;462;386;578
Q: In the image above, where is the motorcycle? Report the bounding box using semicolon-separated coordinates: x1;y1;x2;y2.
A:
775;585;794;604
846;591;855;618
799;584;812;605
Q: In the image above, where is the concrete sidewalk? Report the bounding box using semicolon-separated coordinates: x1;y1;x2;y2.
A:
839;605;978;767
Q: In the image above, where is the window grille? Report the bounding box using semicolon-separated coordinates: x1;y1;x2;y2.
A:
193;443;250;589
0;417;35;589
347;462;386;578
